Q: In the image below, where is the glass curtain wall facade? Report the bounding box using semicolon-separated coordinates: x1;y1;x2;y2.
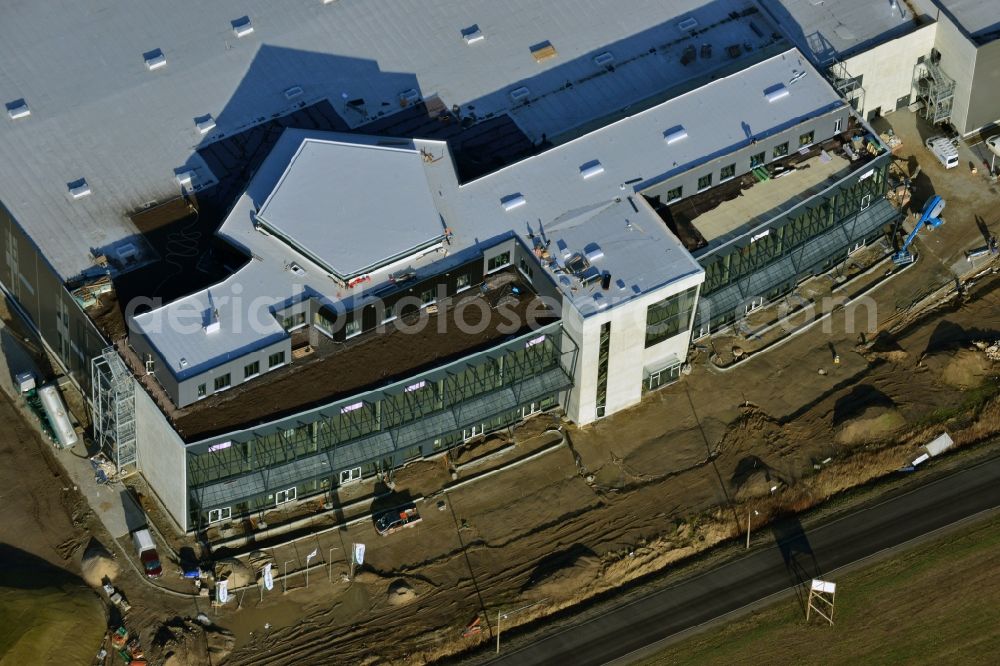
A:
186;322;575;527
694;154;894;332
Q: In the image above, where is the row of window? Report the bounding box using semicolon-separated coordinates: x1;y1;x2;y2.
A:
201;395;557;524
196;350;286;398
665;131;818;202
315;272;476;339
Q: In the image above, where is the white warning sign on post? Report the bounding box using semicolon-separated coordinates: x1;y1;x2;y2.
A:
262;563;274;591
353;543;366;566
216;580;229;604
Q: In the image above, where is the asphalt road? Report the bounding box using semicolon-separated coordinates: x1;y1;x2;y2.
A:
487;455;1000;666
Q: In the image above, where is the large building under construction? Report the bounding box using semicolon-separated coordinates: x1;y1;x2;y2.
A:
2;0;984;532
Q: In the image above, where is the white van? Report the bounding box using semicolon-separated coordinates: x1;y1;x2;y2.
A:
925;136;959;169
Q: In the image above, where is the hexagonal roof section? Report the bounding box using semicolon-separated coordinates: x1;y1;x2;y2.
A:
254;138;447;280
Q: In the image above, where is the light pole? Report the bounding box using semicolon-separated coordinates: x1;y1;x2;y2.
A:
495;600;547;654
746;509;759;549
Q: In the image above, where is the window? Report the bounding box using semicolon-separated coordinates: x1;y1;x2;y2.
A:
268;351;285;368
345;319;362;338
197;383;206;398
697;173;712;191
834;117;843;133
595;322;611;418
487;251;511;272
645;286;698;348
666;186;683;202
646;363;681;392
420;288;436;305
744;296;764;314
773;142;789;158
456;273;471;291
281;312;306;330
518;257;534;280
214;374;231;391
274;487;296;505
750;152;766;168
207;507;231;523
720;164;736;181
339;467;362;484
382;303;396;323
243;361;259;379
860;194;872;211
314;311;334;335
799;131;814;147
404;446;422;460
463;424;484;441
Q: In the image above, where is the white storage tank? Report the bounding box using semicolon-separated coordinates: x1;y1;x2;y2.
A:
38;383;78;449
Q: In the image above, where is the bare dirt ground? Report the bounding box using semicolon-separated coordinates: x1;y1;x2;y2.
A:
3;110;999;665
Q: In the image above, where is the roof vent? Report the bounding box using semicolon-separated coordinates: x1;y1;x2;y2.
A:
284;86;304;100
6;99;30;120
175;170;196;187
195;115;217;134
765;84;789;102
501;193;527;211
579;161;605;180
143;49;167;71
116;243;138;263
677;17;698;31
509;86;530;102
663;126;688;144
530;41;558;62
462;25;484;44
398;88;420;106
179;357;188;368
593;51;614;67
68;179;91;199
232;16;254;38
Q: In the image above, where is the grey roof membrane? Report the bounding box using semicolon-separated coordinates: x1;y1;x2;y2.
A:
759;0;920;61
255;139;445;278
137;47;844;379
0;0;767;281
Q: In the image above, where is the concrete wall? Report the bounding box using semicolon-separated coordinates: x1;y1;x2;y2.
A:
563;270;703;425
133;384;189;532
933;13;979;134
642;107;849;206
842;24;938;119
966;38;1000;134
0;201;108;397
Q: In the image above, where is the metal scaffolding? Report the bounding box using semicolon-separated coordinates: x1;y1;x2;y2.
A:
91;347;137;475
827;59;865;114
913;56;955;126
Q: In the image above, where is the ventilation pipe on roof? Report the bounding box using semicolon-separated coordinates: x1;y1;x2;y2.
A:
68;179;91;199
579;161;605;180
462;25;484;44
196;116;217;134
765;84;789;102
144;50;167;70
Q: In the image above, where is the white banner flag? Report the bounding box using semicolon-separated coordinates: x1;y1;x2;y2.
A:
216;580;229;604
306;548;318;563
353;543;366;566
262;563;274;591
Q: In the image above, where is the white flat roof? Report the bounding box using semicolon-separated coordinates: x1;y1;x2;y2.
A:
135;46;845;380
255;140;444;278
0;0;771;281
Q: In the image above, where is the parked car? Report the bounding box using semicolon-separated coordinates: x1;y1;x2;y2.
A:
132;528;163;578
374;504;422;536
925;136;958;169
986;135;1000;158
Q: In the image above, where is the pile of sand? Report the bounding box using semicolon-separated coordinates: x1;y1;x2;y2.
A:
79;539;119;588
922;348;994;389
387;579;418;606
215;558;253;588
836;405;907;445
